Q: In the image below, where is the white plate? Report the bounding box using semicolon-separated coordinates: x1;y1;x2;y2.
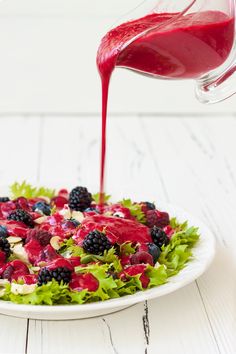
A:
0;203;215;320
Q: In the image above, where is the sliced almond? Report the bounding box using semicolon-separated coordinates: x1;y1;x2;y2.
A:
7;236;22;244
104;211;113;216
34;216;48;224
13;244;29;264
31;266;40;272
71;211;84;223
50;236;61;250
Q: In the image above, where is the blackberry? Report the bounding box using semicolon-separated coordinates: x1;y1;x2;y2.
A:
0;197;10;203
7;209;34;228
83;230;112;255
0;225;8;238
0;237;11;258
151;226;169;249
32;201;51;216
69;186;92;211
38;267;72;286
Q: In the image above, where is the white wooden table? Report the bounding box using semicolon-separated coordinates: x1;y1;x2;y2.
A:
0;114;235;354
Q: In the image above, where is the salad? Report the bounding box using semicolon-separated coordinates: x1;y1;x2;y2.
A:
0;182;199;305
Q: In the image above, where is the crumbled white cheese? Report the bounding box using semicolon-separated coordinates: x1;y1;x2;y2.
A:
11;283;36;295
113;212;125;218
154;262;161;268
0;279;9;286
0;288;6;297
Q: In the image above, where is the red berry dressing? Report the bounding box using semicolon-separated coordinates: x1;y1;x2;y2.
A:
97;10;234;205
74;214;152;245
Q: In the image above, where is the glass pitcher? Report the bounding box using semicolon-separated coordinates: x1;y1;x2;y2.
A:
105;0;236;104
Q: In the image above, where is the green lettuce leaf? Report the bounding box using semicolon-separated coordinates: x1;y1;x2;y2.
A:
0;213;200;305
59;238;84;257
10;181;56;199
159;221;200;276
120;199;146;223
80;247;122;273
92;193;111;204
146;265;168;288
120;242;136;255
2;281;87;305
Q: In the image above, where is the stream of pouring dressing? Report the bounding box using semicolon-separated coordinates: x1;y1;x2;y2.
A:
96;11;234;206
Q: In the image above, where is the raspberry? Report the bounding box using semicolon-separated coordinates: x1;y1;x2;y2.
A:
7;209;34;228
83;230;112;255
14;197;30;211
163;225;174;238
151;226;169;248
51;196;68;209
1;260;29;281
146;210;170;228
130;251;154;266
69;186;92;211
69;273;99;292
26;229;52;247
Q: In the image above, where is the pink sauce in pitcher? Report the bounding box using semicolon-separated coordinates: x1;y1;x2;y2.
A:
97;11;234;204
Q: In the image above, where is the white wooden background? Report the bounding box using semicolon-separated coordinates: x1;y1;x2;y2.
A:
0;0;235;114
0;115;235;354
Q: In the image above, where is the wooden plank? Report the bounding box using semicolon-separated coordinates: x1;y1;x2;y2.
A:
0;315;28;354
143;116;236;353
148;285;219;354
27;303;146;354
